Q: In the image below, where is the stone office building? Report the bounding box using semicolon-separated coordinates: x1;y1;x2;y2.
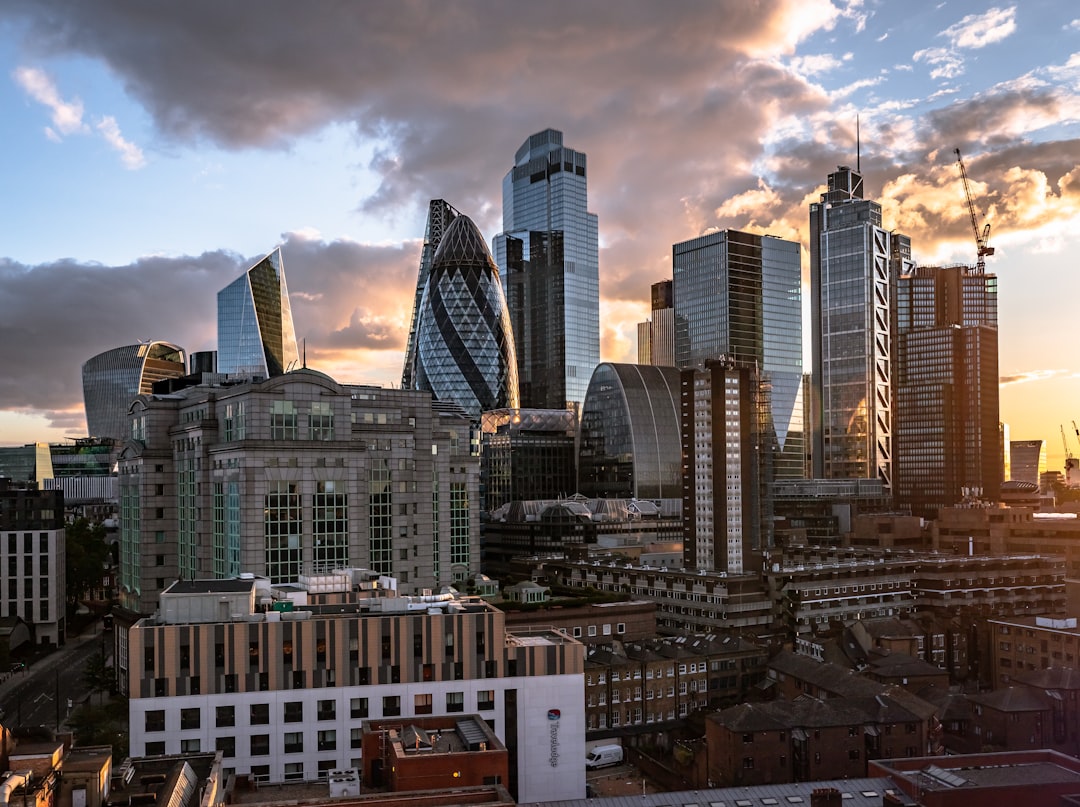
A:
117;369;480;617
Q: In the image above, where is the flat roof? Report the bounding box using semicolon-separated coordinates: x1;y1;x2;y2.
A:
521;778;900;807
165;579;255;595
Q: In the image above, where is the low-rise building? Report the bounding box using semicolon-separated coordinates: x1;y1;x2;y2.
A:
126;576;585;804
0;480;66;646
502;599;657;646
359;715;507;793
989;615;1080;687
706;694;927;788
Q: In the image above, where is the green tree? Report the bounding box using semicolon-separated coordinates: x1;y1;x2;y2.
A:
82;651;115;703
68;696;128;759
65;518;109;605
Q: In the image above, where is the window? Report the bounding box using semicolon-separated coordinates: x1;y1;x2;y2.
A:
350;697;369;718
588;625;597;637
271;400;298;440
145;710;165;732
145;741;165;755
446;691;464;713
351;727;363;749
216;736;235;758
617;623;626;634
284;701;303;722
180;708;201;730
180;739;200;753
849;749;860;760
284;732;304;753
743;757;754;769
283;762;304;781
317;699;336;720
250;703;270;725
216;705;235;727
414;693;433;714
383;695;401;716
318;730;337;751
250;734;270;756
477;690;495;710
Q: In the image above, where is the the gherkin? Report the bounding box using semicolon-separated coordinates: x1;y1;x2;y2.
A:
415;214;519;416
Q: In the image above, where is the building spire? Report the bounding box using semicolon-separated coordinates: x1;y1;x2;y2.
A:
856;114;861;174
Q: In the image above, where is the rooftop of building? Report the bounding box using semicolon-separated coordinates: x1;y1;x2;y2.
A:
60;744;113;772
1013;666;1080;690
871;749;1080;795
519;777;901;807
987;614;1079;632
108;753;221;807
768;650;888;698
229;781;514;807
164;579;256;595
967;686;1051;712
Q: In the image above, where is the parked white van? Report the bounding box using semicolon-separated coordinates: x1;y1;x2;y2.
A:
585;744;624;768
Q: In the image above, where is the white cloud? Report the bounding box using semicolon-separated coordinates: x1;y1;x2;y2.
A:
941;6;1017;49
15;66;146;169
789;53;844;76
13;65;87;137
96;115;146;169
913;46;964;79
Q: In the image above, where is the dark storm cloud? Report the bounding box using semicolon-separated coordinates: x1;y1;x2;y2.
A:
3;0;1080;385
0;235;420;428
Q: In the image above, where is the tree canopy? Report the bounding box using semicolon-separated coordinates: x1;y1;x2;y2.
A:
65;518;110;604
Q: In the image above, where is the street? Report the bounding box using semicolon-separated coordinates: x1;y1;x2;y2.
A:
0;633;104;729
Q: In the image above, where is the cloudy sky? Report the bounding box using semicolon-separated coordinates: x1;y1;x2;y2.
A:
2;1;1079;470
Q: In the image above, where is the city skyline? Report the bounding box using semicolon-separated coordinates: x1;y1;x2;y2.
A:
1;2;1079;470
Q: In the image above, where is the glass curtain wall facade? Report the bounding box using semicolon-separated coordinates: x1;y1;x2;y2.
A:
414;215;519;417
895;265;1000;516
480;408;578;512
493;129;599;413
810;167;912;489
638;280;675;366
577;363;682;500
1009;440;1046;486
82;341;187;441
217;248;299;378
673;230;804;480
402;200;461;390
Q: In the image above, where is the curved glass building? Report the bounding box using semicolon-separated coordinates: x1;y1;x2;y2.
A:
577;363;682;500
415;214;519;417
217;248;299;378
82;341;187;440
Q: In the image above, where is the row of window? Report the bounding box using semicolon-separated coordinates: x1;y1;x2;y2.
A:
144;690;498;733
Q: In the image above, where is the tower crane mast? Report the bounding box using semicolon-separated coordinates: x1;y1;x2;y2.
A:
954;148;995;274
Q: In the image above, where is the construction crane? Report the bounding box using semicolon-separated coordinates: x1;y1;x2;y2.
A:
954;147;995;274
1065;425;1079;487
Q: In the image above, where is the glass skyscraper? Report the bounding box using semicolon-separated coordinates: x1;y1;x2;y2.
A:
895;264;1000;516
577;363;682;501
82;341;187;440
809;166;912;489
673;229;804;480
493;128;599;413
637;280;675;366
217;248;299;378
402;199;461;390
415;214;519;417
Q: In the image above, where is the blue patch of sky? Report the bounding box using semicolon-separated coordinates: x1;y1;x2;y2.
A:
1;46;406;266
